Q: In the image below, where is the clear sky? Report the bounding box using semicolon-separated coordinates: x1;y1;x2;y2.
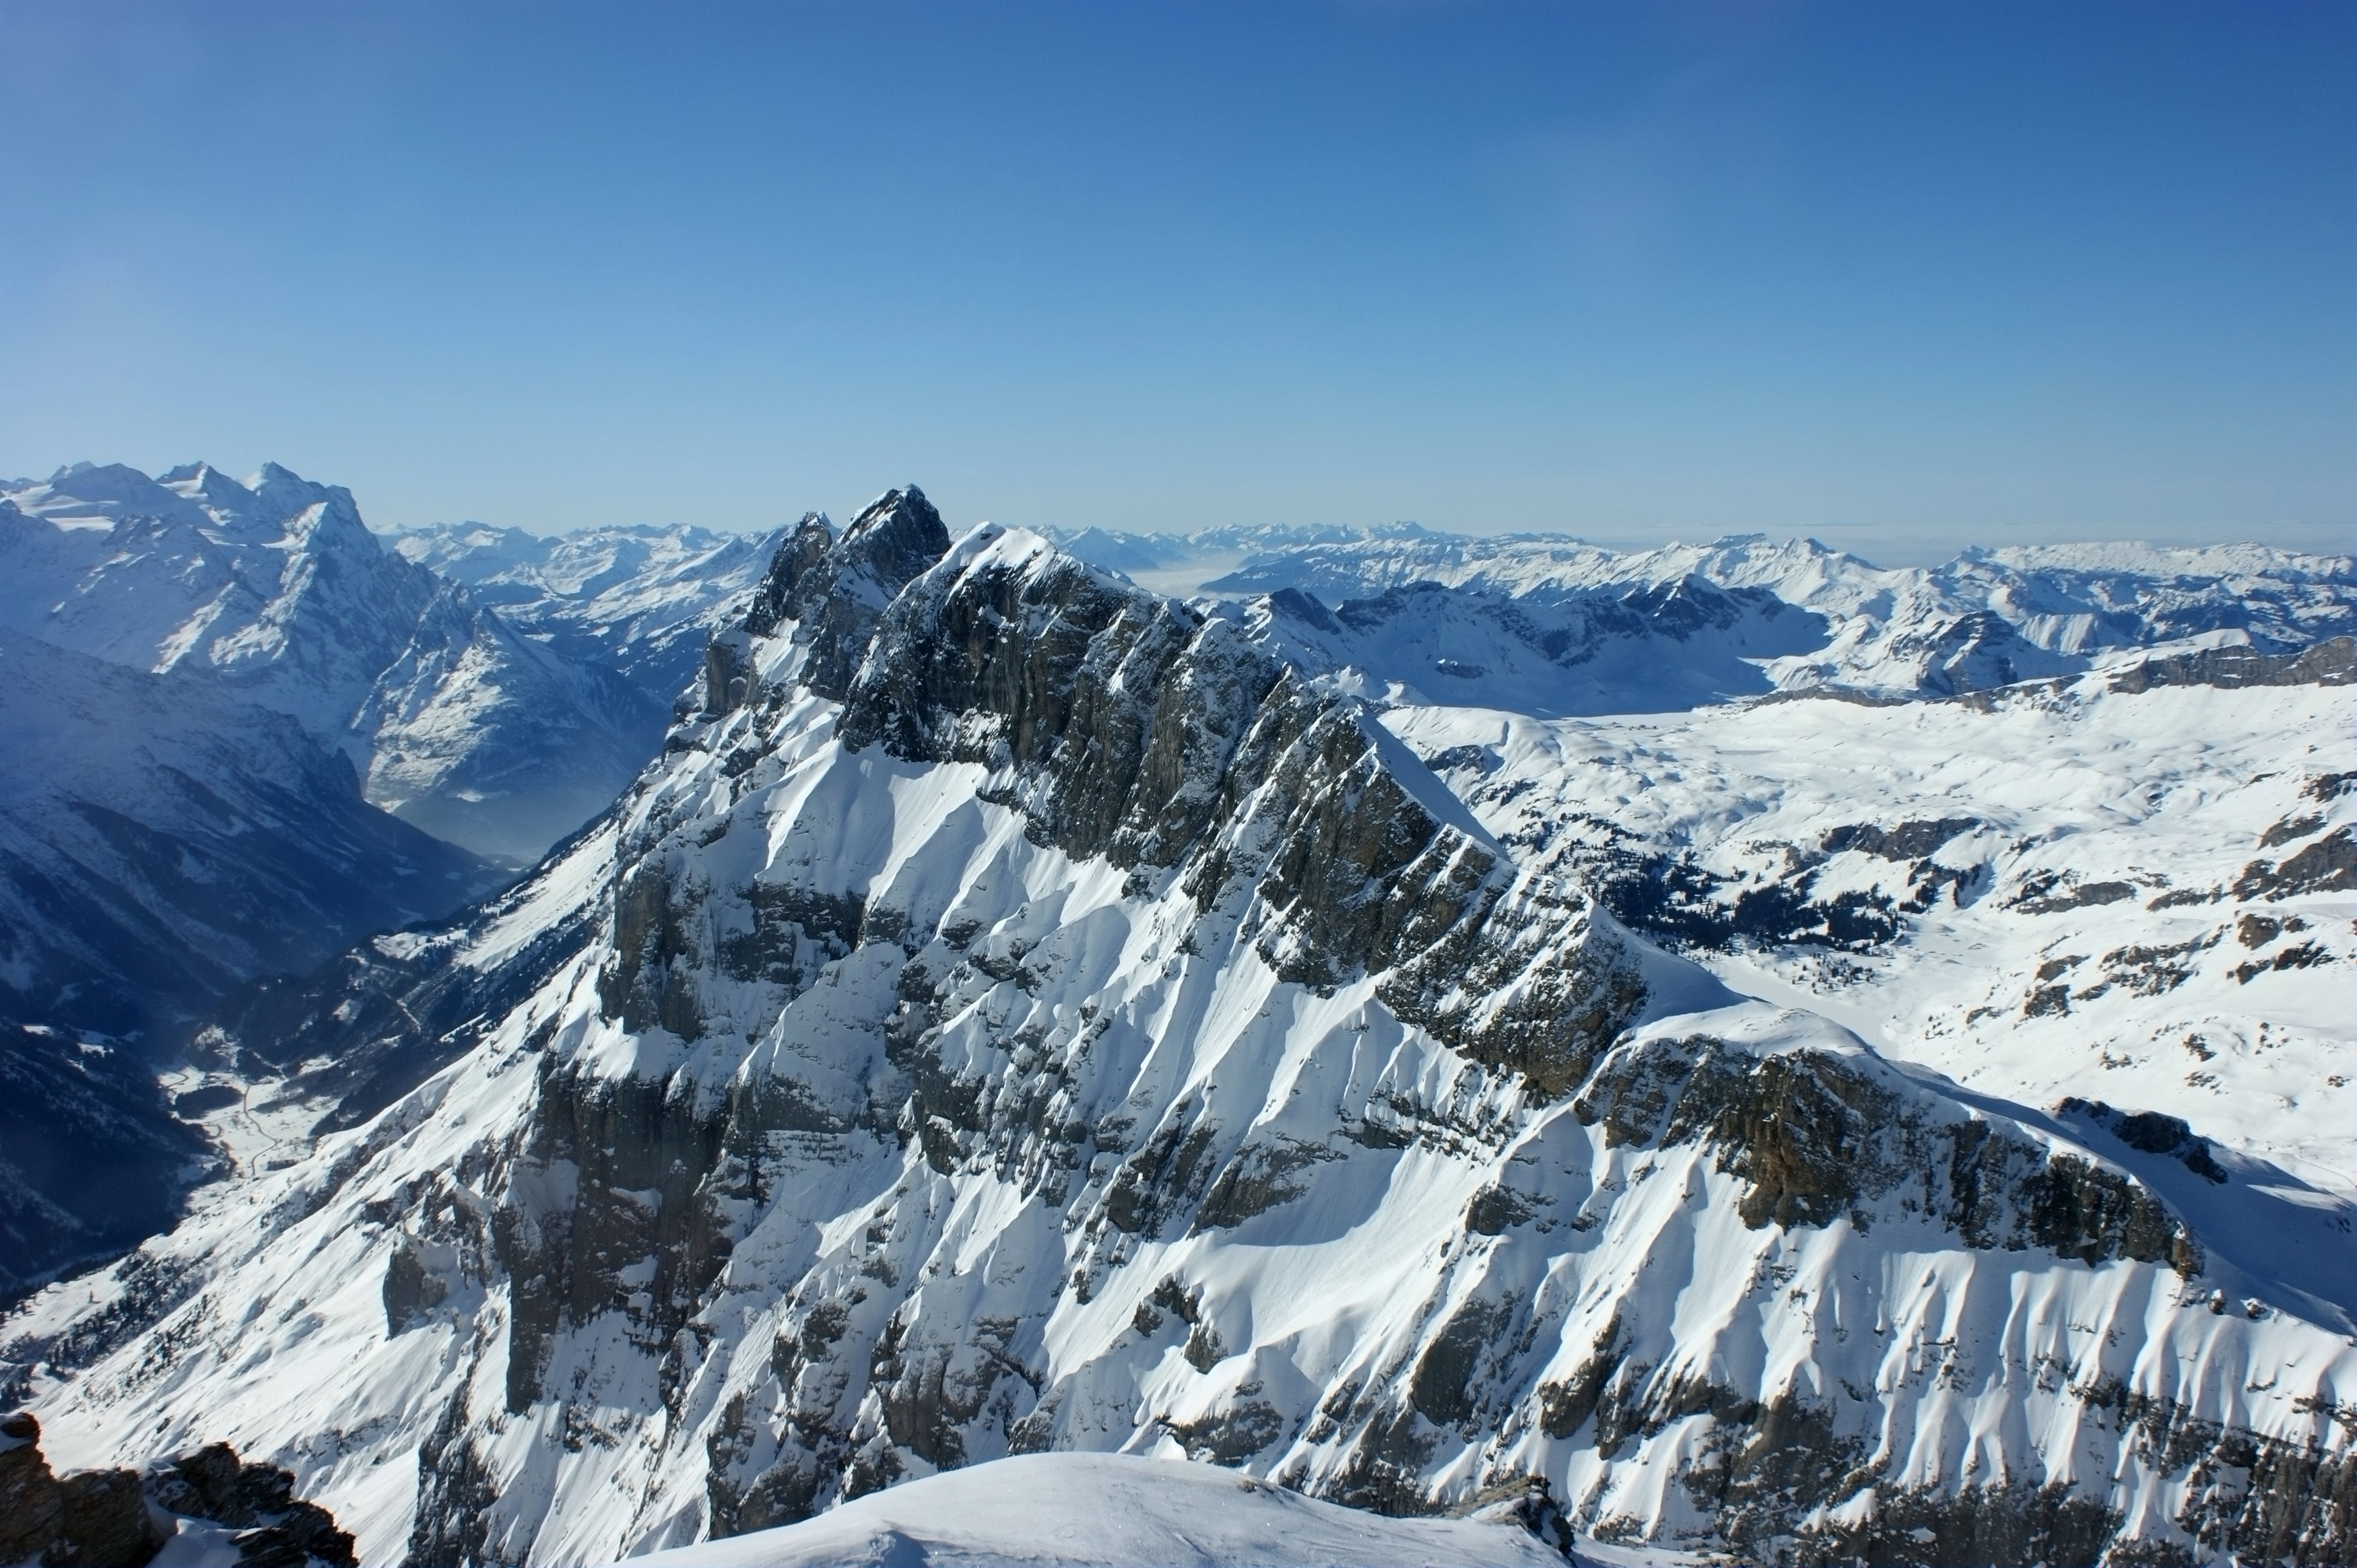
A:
3;0;2350;561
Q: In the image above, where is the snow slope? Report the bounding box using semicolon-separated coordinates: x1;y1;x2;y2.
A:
615;1452;1579;1567
392;520;788;706
1385;677;2357;1210
5;503;2348;1568
0;463;665;864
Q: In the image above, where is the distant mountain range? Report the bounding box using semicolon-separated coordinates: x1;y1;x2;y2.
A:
1051;522;2357;707
5;485;2349;1567
0;465;793;1296
389;518;787;708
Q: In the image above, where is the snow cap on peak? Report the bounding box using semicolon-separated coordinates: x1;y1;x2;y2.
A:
15;463;194;527
160;462;267;531
249;460;352;514
932;523;1141;607
940;521;1055;574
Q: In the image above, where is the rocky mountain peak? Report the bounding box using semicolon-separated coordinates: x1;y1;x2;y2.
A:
743;512;835;638
0;1412;358;1568
745;487;952;700
838;485;950;580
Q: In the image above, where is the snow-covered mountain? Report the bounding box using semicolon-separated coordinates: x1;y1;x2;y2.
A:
1196;530;2357;702
7;494;2348;1567
0;463;667;864
1224;576;1829;716
0;630;504;1298
0;629;502;1036
391;520;789;708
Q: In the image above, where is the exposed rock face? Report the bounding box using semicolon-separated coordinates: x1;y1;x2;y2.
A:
743;514;840;640
2110;634;2356;693
2057;1099;2231;1184
781;487;953;699
839;532;1642;1094
0;1413;355;1568
1574;1039;2201;1269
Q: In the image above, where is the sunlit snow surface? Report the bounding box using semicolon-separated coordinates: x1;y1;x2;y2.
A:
613;1452;1597;1567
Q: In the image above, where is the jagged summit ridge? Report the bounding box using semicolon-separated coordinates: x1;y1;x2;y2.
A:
830;526;1644;1094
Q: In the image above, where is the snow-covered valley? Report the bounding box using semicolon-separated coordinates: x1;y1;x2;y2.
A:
3;491;2348;1567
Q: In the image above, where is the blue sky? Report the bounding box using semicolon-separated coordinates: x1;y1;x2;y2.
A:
2;0;2350;559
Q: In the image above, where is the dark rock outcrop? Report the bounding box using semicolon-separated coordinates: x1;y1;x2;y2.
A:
781;488;952;699
838;531;1645;1093
2232;827;2356;901
743;512;838;640
2109;635;2356;693
1574;1037;2201;1269
0;1414;354;1568
2057;1098;2232;1184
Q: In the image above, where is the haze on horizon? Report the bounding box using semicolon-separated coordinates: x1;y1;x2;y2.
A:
3;0;2350;566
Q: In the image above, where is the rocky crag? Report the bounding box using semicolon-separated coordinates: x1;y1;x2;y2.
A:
3;493;2350;1567
0;1411;356;1567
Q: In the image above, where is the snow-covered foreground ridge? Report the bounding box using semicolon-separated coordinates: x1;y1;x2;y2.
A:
5;491;2351;1567
614;1451;1579;1567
